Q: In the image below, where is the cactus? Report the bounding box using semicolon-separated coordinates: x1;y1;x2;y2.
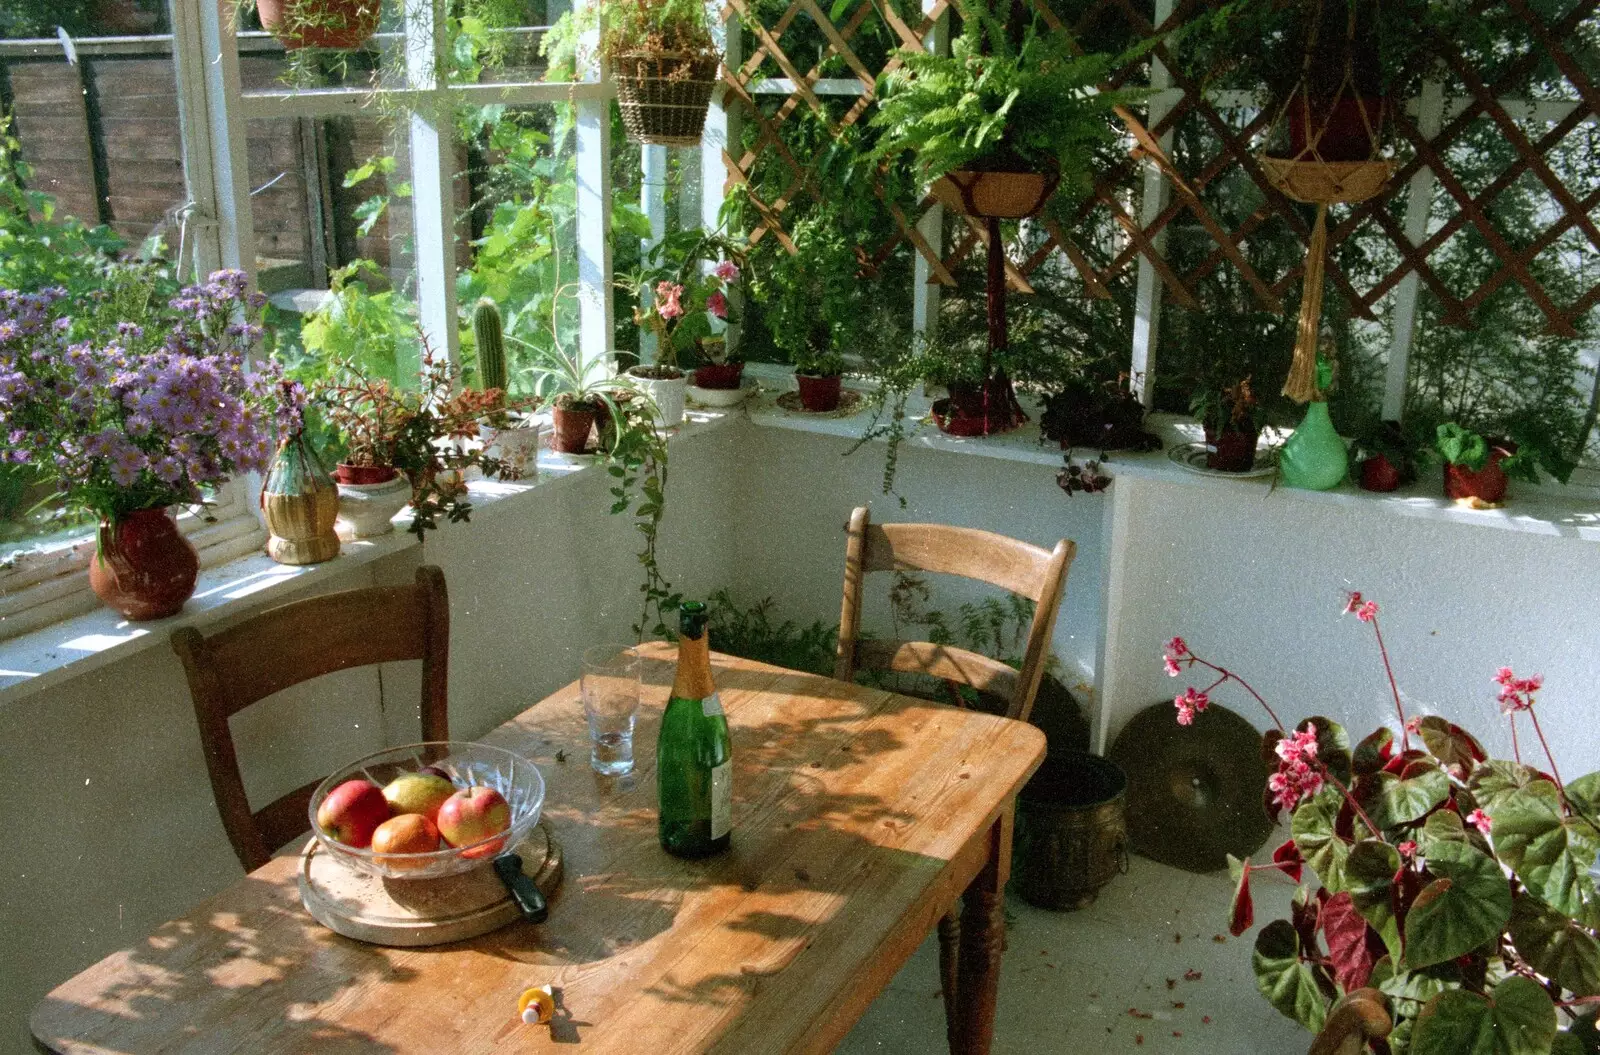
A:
473;297;508;393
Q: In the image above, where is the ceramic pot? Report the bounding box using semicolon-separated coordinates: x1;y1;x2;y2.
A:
481;422;543;481
256;0;380;49
1279;401;1348;490
1444;444;1513;505
626;366;687;428
795;373;842;412
692;361;744;390
1359;455;1403;493
551;404;597;454
87;508;199;621
1205;427;1260;473
262;432;341;565
334;465;410;539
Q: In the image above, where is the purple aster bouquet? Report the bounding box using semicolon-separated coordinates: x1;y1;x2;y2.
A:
0;268;302;525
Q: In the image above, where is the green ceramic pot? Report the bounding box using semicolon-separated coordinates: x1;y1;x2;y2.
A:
1279;401;1348;491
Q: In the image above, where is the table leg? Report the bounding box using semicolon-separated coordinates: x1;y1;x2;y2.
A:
938;909;962;1050
954;806;1015;1055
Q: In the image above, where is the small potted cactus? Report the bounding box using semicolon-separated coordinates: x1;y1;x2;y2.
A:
472;298;542;480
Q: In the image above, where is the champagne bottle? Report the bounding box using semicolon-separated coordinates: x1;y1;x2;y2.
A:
657;601;732;858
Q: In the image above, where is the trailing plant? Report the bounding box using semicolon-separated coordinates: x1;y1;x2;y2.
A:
869;0;1145;196
1165;592;1600;1053
1056;455;1111;496
541;0;718;80
705;588;837;676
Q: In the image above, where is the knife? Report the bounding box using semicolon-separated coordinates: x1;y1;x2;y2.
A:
493;852;549;924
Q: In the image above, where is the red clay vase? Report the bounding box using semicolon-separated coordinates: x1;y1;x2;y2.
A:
551;405;597;454
1359;455;1402;493
87;508;199;621
1204;428;1260;472
333;463;398;485
1444;446;1512;505
256;0;380;50
795;373;842;412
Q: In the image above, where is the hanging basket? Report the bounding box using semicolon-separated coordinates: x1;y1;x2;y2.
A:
1257;155;1395;205
611;51;720;147
931;169;1059;219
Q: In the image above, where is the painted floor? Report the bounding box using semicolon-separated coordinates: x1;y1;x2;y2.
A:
837;850;1311;1054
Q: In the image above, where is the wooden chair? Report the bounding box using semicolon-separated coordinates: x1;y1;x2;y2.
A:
833;506;1074;1050
171;565;451;873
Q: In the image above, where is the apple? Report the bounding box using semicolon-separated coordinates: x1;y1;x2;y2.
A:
437;785;511;857
370;813;442;868
316;779;391;848
382;772;456;823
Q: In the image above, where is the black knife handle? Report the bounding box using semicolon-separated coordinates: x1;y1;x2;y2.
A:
493;853;548;924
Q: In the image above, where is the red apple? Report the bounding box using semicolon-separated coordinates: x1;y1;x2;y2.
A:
382;772;456;823
437;785;511;857
316;779;391;848
370;813;442;869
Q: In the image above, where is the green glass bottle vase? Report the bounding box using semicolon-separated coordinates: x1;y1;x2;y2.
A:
1279;401;1348;491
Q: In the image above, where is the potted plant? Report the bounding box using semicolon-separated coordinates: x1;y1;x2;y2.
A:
527;338;637;455
1352;419;1418;493
792;350;847;413
471;297;542;481
618;232;743;427
1191;376;1262;473
542;0;721;146
0;267;298;619
690;334;745;405
1040;373;1160;453
1433;420;1576;508
248;0;380;50
1165;592;1600;1053
752;212;866;415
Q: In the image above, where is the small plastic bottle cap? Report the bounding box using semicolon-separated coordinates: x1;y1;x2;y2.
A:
517;985;554;1026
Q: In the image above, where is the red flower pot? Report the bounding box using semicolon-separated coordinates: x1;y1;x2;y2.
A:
1359;455;1402;493
795;373;842;413
551;405;597;454
1204;428;1260;472
87;509;199;621
934;377;1027;436
1444;446;1512;505
692;362;745;390
256;0;380;50
1288;95;1388;162
333;463;398;485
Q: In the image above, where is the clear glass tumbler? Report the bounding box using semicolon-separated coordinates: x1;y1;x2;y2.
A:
581;644;642;776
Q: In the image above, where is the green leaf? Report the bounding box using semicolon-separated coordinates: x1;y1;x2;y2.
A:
1403;839;1512;970
1293;786;1353;893
1372;955;1458;1008
1252;919;1328;1033
1494;780;1600;924
1551;1032;1587;1055
1566;772;1600;821
1354;726;1395;775
1418;716;1487;775
1509;895;1600;997
1411;976;1557;1055
1347;839;1403;962
1422;809;1471;849
1366;766;1451;831
1469;759;1545;816
1303;715;1353;784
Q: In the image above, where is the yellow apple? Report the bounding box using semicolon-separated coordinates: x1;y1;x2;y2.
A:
382;772;456;823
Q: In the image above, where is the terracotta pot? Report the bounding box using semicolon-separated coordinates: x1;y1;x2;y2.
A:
333;463;398;485
1444;445;1512;505
551;404;597;454
1288;95;1388;162
1359;455;1402;493
930;169;1060;219
87;509;199;621
1204;427;1260;472
795;373;842;413
934;376;1027;436
256;0;380;50
693;362;744;390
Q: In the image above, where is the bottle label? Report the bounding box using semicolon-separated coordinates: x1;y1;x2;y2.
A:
710;761;731;840
701;693;724;718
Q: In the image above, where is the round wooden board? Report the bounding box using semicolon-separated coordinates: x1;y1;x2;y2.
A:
299;821;563;947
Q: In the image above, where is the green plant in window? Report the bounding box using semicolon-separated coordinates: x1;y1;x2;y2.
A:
751;209;868;372
540;0;717;80
297;260;420;388
0;118;128;297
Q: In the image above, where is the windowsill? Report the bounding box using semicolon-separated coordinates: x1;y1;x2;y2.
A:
0;407;740;707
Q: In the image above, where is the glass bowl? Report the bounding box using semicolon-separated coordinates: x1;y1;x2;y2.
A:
308;741;545;880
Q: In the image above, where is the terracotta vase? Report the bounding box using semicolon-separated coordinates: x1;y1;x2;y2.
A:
256;0;380;50
551;404;597;454
262;432;341;565
1444;445;1512;506
795;373;842;412
87;508;199;621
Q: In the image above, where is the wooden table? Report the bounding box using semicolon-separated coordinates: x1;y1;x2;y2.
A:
32;644;1046;1054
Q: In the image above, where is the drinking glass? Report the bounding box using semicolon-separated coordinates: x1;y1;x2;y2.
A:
581;644;641;776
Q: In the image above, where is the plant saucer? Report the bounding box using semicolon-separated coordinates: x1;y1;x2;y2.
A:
1166;441;1277;479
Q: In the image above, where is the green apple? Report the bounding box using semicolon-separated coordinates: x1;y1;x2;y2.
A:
382;772;457;823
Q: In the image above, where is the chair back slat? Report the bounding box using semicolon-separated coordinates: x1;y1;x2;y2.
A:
171;565;450;873
836;507;1074;722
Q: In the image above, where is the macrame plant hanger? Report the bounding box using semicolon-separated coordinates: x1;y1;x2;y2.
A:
1257;0;1395;403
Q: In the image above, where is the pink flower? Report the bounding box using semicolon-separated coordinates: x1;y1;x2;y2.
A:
1343;591;1364;615
1398;840;1418;858
1162;637;1188;677
1356;602;1378;622
1494;666;1543;713
1275;728;1319;765
1267;729;1324;813
656;281;684;321
1163;655;1182;678
706;291;728;320
1174;687;1210;726
1167;636;1188;657
1343;592;1379;621
713;260;740;282
1467;808;1492;835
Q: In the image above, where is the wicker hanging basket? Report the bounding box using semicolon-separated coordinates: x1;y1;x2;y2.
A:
930;168;1060;219
611;51;720;148
1257;156;1395;206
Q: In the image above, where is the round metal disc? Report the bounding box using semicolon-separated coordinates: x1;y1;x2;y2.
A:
1108;701;1273;874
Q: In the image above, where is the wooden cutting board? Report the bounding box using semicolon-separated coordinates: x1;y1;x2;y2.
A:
298;820;562;947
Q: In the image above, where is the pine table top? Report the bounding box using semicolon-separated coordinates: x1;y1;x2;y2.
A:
32;643;1046;1055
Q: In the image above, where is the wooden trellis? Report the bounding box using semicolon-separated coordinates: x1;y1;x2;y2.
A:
712;0;1600;350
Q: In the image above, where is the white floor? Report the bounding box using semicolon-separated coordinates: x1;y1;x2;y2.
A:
839;851;1310;1054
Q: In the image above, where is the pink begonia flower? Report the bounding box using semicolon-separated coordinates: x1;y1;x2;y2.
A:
1162;636;1188;676
706;291;728;320
1164;655;1182;678
1494;666;1543;713
1174;687;1210;726
1467;808;1492;835
713;260;740;282
1267;729;1324;813
1167;636;1188;657
656;281;685;320
1342;591;1379;621
1398;840;1418;858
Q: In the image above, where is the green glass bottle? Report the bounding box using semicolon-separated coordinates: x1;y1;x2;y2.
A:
657;601;732;858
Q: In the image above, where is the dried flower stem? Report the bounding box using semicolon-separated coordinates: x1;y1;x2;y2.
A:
1186;655;1286;733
